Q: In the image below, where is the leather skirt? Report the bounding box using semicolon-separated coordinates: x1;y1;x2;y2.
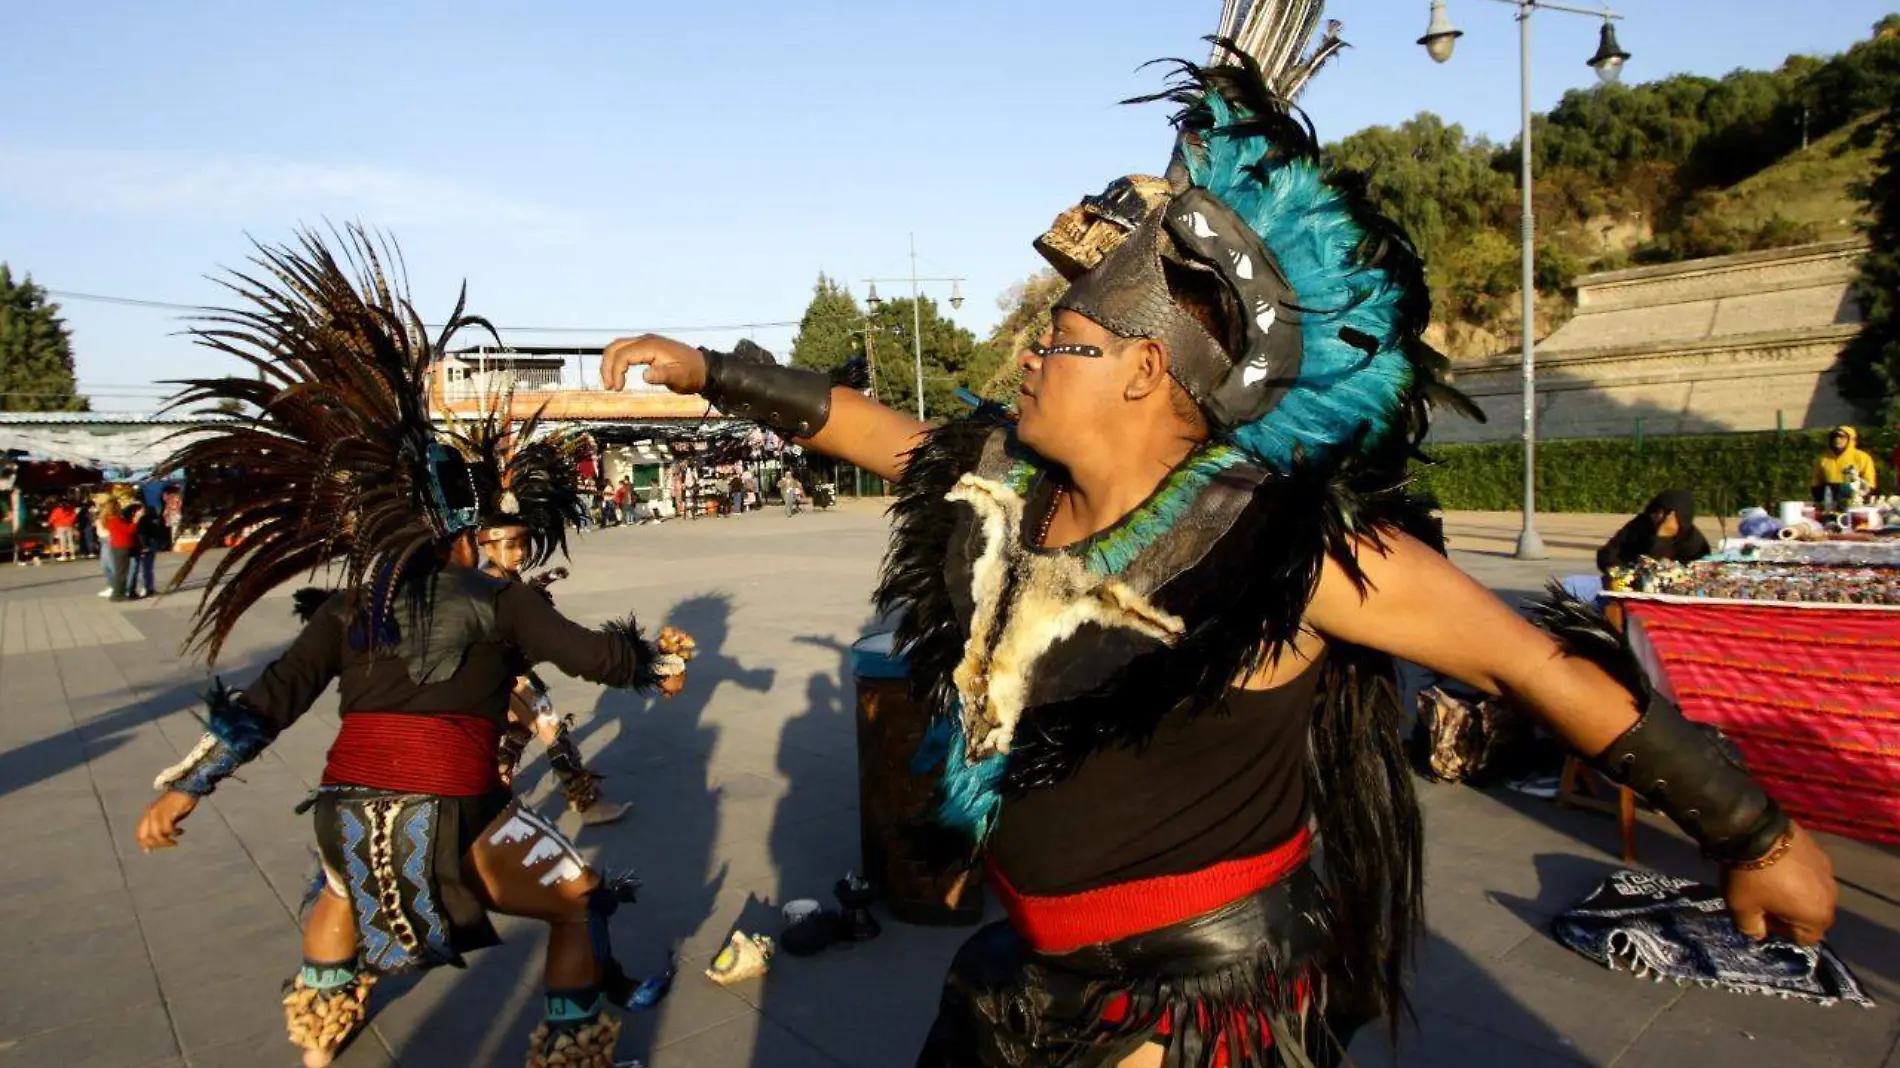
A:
915;865;1361;1068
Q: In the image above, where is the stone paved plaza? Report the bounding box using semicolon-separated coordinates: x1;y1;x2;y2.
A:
1;503;1895;1068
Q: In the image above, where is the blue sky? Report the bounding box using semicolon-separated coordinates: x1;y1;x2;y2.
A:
2;0;1890;408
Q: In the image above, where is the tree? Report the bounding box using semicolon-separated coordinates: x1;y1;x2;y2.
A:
862;295;982;423
1332;114;1515;264
1306;20;1900;357
1800;17;1900;137
788;274;864;376
968;271;1066;402
1838;87;1900;421
0;266;88;413
787;274;981;420
1330;114;1517;325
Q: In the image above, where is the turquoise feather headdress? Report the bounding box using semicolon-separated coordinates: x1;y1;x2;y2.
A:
1062;40;1477;474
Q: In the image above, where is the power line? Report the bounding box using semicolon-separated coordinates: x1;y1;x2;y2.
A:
1;392;175;400
47;290;208;312
42;288;800;335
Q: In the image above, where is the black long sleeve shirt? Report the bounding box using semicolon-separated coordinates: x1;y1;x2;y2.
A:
241;573;646;734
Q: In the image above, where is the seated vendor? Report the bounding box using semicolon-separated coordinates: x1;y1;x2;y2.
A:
1813;426;1876;509
1598;489;1712;577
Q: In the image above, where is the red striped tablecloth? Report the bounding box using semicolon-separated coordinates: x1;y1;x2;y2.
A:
1618;596;1900;845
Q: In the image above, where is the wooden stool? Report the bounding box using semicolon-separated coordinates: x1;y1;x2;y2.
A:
1558;755;1638;864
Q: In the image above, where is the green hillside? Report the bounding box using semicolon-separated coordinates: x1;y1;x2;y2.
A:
1718;113;1878;241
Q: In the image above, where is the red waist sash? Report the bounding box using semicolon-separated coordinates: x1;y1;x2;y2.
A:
987;828;1314;954
321;712;502;796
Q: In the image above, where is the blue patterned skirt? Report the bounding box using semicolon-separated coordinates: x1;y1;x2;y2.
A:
312;786;510;973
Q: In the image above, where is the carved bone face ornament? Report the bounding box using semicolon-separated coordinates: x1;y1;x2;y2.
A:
1033;175;1175;282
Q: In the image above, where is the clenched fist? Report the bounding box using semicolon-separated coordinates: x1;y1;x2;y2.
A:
652;625;697;699
1722;823;1837;946
137;789;200;851
656;625;697;661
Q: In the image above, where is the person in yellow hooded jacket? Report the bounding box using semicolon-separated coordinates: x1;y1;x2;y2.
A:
1813;426;1877;508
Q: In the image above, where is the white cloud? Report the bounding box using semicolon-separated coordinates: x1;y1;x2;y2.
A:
0;145;589;243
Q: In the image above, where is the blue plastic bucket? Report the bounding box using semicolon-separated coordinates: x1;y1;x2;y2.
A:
850;631;909;680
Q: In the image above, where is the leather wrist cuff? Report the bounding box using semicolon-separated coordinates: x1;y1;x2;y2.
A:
1590;692;1791;865
698;343;834;438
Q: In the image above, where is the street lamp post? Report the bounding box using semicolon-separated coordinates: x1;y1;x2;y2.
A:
864;233;965;422
846;324;880;402
1420;0;1629;561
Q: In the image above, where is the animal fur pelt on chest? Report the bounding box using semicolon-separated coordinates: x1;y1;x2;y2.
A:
944;474;1185;762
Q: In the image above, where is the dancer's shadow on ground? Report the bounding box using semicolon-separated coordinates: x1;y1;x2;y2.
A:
374;592;773;1066
591;593;778;1064
0;656;268;801
723;617;984;1068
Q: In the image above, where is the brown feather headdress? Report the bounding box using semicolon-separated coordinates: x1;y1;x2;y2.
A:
158;224;527;663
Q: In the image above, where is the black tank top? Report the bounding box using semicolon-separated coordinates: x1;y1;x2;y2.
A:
987;658;1321;896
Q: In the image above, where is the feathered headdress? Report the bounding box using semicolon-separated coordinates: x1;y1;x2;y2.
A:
442;387;587;570
1153;39;1478;463
158;224;515;662
1033;0;1344;281
1041;33;1480;474
1211;0;1347;101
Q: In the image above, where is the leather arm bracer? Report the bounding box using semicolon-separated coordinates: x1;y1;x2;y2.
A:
1529;586;1792;867
1589;690;1790;865
697;340;834;438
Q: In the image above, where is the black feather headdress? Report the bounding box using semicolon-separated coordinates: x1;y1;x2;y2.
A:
159;224;501;663
443;390;587;570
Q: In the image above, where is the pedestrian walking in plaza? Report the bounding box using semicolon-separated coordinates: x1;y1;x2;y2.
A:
100;498;136;600
49;499;78;561
131;501;167;597
779;470;802;516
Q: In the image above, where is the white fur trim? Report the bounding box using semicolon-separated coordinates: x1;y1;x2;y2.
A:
154;732;220;791
946;476;1184;760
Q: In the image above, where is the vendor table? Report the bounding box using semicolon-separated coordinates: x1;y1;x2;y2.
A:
1607;591;1900;848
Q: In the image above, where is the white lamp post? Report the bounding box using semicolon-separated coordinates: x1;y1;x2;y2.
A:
1421;0;1630;561
864;233;965;422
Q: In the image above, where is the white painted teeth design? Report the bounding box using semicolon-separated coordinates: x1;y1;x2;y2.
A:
1230;251;1254;280
1256;305;1277;332
539;857;586;887
487;815;537;846
522;836;566;867
1187;211;1218;239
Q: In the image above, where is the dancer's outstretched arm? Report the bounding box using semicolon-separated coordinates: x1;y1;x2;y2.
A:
1305;529;1838;947
137;594;346;850
497;582;692;698
601;334;927;481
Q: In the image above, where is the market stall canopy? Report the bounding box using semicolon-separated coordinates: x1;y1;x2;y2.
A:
0;412;235;473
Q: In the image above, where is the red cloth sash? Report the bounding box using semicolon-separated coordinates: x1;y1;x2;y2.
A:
321;712;502;796
986;828;1313;955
